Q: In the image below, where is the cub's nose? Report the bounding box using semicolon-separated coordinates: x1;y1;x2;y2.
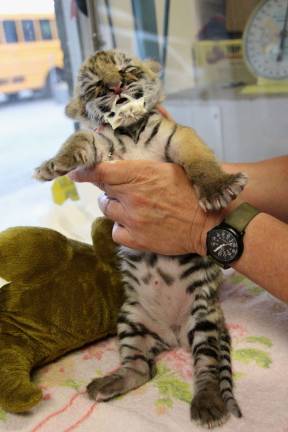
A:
110;82;122;95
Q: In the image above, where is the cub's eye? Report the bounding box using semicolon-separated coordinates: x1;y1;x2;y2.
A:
98;104;110;113
124;66;138;73
134;90;143;99
96;85;107;97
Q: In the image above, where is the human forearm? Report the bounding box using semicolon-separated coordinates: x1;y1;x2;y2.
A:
223;156;288;222
232;213;288;302
200;198;288;303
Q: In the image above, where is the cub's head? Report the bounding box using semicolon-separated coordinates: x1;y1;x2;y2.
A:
65;50;162;129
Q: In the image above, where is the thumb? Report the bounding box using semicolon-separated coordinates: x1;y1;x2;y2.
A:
68;166;99;183
112;223;142;250
69;160;146;185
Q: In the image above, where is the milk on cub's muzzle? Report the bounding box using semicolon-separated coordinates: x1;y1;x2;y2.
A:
104;94;147;129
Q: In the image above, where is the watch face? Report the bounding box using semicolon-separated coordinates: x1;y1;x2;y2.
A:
207;226;242;264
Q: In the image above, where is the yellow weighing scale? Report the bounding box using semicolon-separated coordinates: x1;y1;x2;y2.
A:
242;0;288;94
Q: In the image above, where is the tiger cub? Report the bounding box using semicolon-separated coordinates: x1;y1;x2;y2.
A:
35;50;246;428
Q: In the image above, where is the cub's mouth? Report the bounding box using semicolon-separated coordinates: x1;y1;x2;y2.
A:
103;93;147;129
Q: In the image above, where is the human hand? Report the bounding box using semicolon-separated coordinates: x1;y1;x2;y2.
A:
69;160;224;255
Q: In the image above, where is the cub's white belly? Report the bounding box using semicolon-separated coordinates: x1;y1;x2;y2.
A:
123;255;199;348
131;256;195;328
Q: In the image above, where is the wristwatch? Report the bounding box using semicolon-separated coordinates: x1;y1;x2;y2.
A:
206;203;260;269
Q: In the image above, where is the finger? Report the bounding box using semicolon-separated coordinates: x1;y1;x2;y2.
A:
95;161;141;185
94;182;106;192
68;169;109;193
68;166;98;183
69;160;163;188
68;161;132;185
90;160;160;186
112;223;141;250
156;104;174;121
98;194;127;225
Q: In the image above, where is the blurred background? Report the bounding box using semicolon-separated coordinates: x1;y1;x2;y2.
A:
0;0;287;235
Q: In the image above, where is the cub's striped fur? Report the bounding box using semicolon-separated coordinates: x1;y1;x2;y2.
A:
35;50;245;428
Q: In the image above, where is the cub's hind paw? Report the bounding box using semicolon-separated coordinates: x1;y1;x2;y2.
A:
225;397;242;418
87;373;125;402
87;366;150;402
191;390;229;429
198;172;248;212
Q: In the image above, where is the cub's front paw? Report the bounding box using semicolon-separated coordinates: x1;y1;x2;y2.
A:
34;148;91;181
191;389;229;429
34;159;68;181
197;172;248;212
34;130;96;181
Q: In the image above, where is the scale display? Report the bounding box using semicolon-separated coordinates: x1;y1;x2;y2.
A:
244;0;288;80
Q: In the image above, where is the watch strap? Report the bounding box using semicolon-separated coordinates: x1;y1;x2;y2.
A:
224;202;260;233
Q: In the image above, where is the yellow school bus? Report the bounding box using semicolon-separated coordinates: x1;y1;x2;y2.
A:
0;13;64;98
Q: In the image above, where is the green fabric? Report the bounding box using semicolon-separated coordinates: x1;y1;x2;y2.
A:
0;218;125;413
224;202;260;233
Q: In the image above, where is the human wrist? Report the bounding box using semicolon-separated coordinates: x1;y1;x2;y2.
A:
197;211;223;256
188;204;223;256
197;197;245;256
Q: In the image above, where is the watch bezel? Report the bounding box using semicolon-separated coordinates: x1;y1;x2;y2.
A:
206;223;244;269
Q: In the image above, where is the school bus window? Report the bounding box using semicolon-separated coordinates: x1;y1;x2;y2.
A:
3;20;18;43
22;20;35;42
39;19;52;40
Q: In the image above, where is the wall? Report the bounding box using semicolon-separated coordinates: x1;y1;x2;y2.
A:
165;93;288;162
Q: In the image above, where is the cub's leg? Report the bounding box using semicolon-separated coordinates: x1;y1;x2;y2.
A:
218;326;242;418
187;287;241;428
34;129;107;181
87;305;169;401
165;123;247;211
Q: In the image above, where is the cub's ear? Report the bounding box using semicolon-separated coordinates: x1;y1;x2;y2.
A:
135;58;162;79
65;97;83;119
144;59;162;75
